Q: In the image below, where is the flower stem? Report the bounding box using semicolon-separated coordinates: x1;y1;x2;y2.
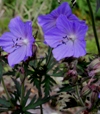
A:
46;47;52;66
86;0;100;55
20;77;25;105
38;77;43;114
76;85;85;107
1;77;13;107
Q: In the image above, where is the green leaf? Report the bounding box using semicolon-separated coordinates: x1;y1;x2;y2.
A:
28;73;40;88
22;89;31;107
0;98;11;107
42;75;56;96
12;78;21;96
23;96;52;111
25;111;32;114
52;71;65;77
30;95;37;104
58;84;75;93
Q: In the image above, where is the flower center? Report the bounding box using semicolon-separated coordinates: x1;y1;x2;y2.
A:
23;39;29;45
62;34;76;44
12;37;29;49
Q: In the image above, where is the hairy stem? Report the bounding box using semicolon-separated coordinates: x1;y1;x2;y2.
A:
76;85;85;107
1;78;14;107
46;47;52;66
86;0;100;55
20;76;25;105
38;77;43;114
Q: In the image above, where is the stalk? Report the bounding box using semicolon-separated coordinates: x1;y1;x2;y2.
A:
86;0;100;55
38;77;43;114
1;78;14;107
20;76;25;105
76;85;85;107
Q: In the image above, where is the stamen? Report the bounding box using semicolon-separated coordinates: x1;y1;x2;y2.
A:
63;35;68;39
12;37;28;49
62;34;76;45
20;37;22;40
62;41;66;44
16;38;18;41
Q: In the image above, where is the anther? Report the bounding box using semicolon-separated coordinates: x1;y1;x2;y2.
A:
16;38;18;41
63;35;68;39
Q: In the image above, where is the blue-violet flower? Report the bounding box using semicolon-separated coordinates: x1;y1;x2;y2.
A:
44;15;88;61
38;2;84;33
0;16;34;67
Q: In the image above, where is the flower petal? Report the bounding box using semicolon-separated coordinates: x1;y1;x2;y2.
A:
44;27;66;48
57;15;88;40
2;46;15;53
51;2;72;17
0;32;15;46
56;15;73;34
8;46;27;67
0;32;16;53
68;14;79;21
38;2;72;33
73;40;86;57
52;40;74;61
8;16;25;37
74;22;88;40
38;14;56;33
26;44;32;57
24;21;34;43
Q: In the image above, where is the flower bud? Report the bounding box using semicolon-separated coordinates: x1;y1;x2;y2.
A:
89;84;97;91
88;58;100;70
63;73;71;81
91;91;98;104
32;44;37;56
83;110;89;114
81;86;91;96
68;69;78;84
64;69;78;83
87;58;100;76
71;75;78;84
20;67;25;74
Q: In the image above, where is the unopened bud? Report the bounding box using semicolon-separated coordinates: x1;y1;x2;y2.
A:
83;110;89;114
63;73;71;81
91;91;98;104
64;69;77;82
81;86;91;96
71;75;78;84
93;67;100;76
89;84;97;91
32;44;37;56
87;58;100;76
88;58;100;70
20;67;25;74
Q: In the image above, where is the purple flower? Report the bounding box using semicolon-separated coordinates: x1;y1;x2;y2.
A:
98;93;100;99
0;16;34;67
44;15;88;61
38;2;83;33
